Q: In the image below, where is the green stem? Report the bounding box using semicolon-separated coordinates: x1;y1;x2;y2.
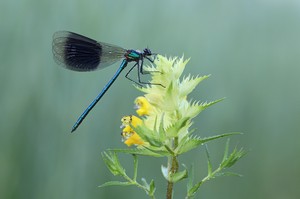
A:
166;137;179;199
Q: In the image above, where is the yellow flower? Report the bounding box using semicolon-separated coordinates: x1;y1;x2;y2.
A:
123;132;145;146
121;115;143;128
120;115;145;147
134;96;153;116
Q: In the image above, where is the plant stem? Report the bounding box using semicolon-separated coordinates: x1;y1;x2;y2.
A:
166;137;179;199
166;171;173;199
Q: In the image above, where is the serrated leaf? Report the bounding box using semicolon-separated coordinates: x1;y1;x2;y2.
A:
177;132;241;154
165;117;190;137
134;125;162;147
98;181;132;188
101;152;125;176
184;101;203;119
179;75;210;98
221;146;246;168
184;98;225;119
199;98;225;110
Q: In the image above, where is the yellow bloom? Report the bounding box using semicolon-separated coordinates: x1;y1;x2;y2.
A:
123;132;145;147
120;115;145;146
121;115;143;128
134;96;153;116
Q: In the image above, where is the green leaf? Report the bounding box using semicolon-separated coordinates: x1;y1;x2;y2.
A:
161;164;188;183
101;152;125;176
140;178;156;196
186;165;194;195
149;179;156;196
187;180;204;197
177;132;241;154
220;146;246;169
166;81;174;97
222;139;230;163
109;147;169;157
143;146;172;156
199;98;225;110
214;172;243;178
165;117;190;137
169;169;188;183
184;98;225;120
98;181;132;188
134;125;162;147
205;145;213;176
158;113;167;139
179;75;210;98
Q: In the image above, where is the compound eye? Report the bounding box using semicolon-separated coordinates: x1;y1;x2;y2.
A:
144;48;152;55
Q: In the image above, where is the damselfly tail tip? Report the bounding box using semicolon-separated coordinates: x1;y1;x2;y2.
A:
71;126;77;133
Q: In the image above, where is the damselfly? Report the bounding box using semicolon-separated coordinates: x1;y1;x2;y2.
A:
52;31;158;132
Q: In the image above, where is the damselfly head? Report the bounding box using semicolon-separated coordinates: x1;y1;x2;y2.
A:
143;48;152;56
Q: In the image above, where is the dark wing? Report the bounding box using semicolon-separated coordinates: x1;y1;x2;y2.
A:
52;31;127;71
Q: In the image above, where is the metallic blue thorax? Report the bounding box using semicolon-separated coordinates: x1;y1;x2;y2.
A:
125;50;142;62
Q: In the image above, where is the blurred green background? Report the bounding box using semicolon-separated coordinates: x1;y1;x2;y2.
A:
1;0;300;198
